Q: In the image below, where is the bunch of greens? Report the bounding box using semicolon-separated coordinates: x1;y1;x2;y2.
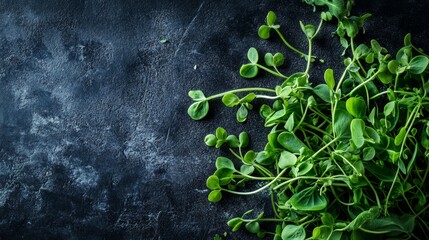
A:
187;3;429;240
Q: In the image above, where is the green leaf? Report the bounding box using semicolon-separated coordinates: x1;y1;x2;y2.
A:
278;151;297;169
240;64;259;78
206;175;220;190
384;101;395;117
239;132;249;148
226;135;240;148
344;207;380;231
351;119;365;148
394;127;406;146
407;144;418;173
346;97;366;118
388;60;400;74
243;150;256;164
300;22;315;38
215;168;234;185
236;104;248;122
313;84;331;103
334;101;353;137
204;134;217;147
277;132;309;154
365;127;380;143
321;213;335;227
285;113;294;131
404;33;411;46
222;93;240;107
264;53;274;66
266;11;277;26
188;90;206;101
240;93;256;103
247;47;259;64
281;224;305;240
216;127;227;140
240;164;254;175
273;53;285;66
188;101;209;120
208;190;222;202
324;68;335;90
215;157;235;170
365;162;395;182
289;187;328;211
258;25;271;39
227;217;243;231
408;55;429;74
245;221;260;234
363;147;375;161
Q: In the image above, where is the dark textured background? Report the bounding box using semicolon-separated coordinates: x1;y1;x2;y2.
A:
0;0;428;239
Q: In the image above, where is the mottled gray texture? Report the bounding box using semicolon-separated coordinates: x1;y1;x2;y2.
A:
0;0;427;239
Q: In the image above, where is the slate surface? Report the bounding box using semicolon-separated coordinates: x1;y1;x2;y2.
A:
0;0;428;239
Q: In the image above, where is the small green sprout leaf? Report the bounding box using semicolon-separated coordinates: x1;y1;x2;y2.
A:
281;224;305;240
258;25;271;39
208;190;222;202
408;55;429;74
188;101;209;120
240;64;259;78
324;68;335;90
206;175;220;190
289;186;328;211
351;118;365;148
247;47;259;64
266;11;276;26
278;151;297;169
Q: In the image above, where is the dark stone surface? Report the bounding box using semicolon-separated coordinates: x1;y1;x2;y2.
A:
0;0;428;239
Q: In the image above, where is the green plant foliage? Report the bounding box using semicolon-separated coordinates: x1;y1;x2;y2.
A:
187;4;429;240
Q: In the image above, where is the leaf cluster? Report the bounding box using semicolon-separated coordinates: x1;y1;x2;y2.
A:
190;6;429;240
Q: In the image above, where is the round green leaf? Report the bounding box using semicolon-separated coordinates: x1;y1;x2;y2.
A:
278;151;297;169
188;90;206;101
215;157;235;170
215;127;227;140
247;47;259;64
236;104;249;122
281;224;305;240
226;135;240;148
239;132;249;148
264;53;274;67
222;93;240;107
384;101;396;117
240;64;259;78
288;187;327;211
363;147;375;161
208;190;222;203
245;221;260;234
273;53;285;66
408;55;429;74
187;101;209;120
258;25;271;39
243;150;256;164
346;97;366;118
206;175;220;190
204;134;217;147
388;60;400;74
266;11;277;26
214;168;234;185
240;164;254;175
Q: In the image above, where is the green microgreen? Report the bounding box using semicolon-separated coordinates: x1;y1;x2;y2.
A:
188;3;429;240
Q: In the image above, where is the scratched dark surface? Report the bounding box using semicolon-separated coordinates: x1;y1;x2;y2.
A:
0;0;428;239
